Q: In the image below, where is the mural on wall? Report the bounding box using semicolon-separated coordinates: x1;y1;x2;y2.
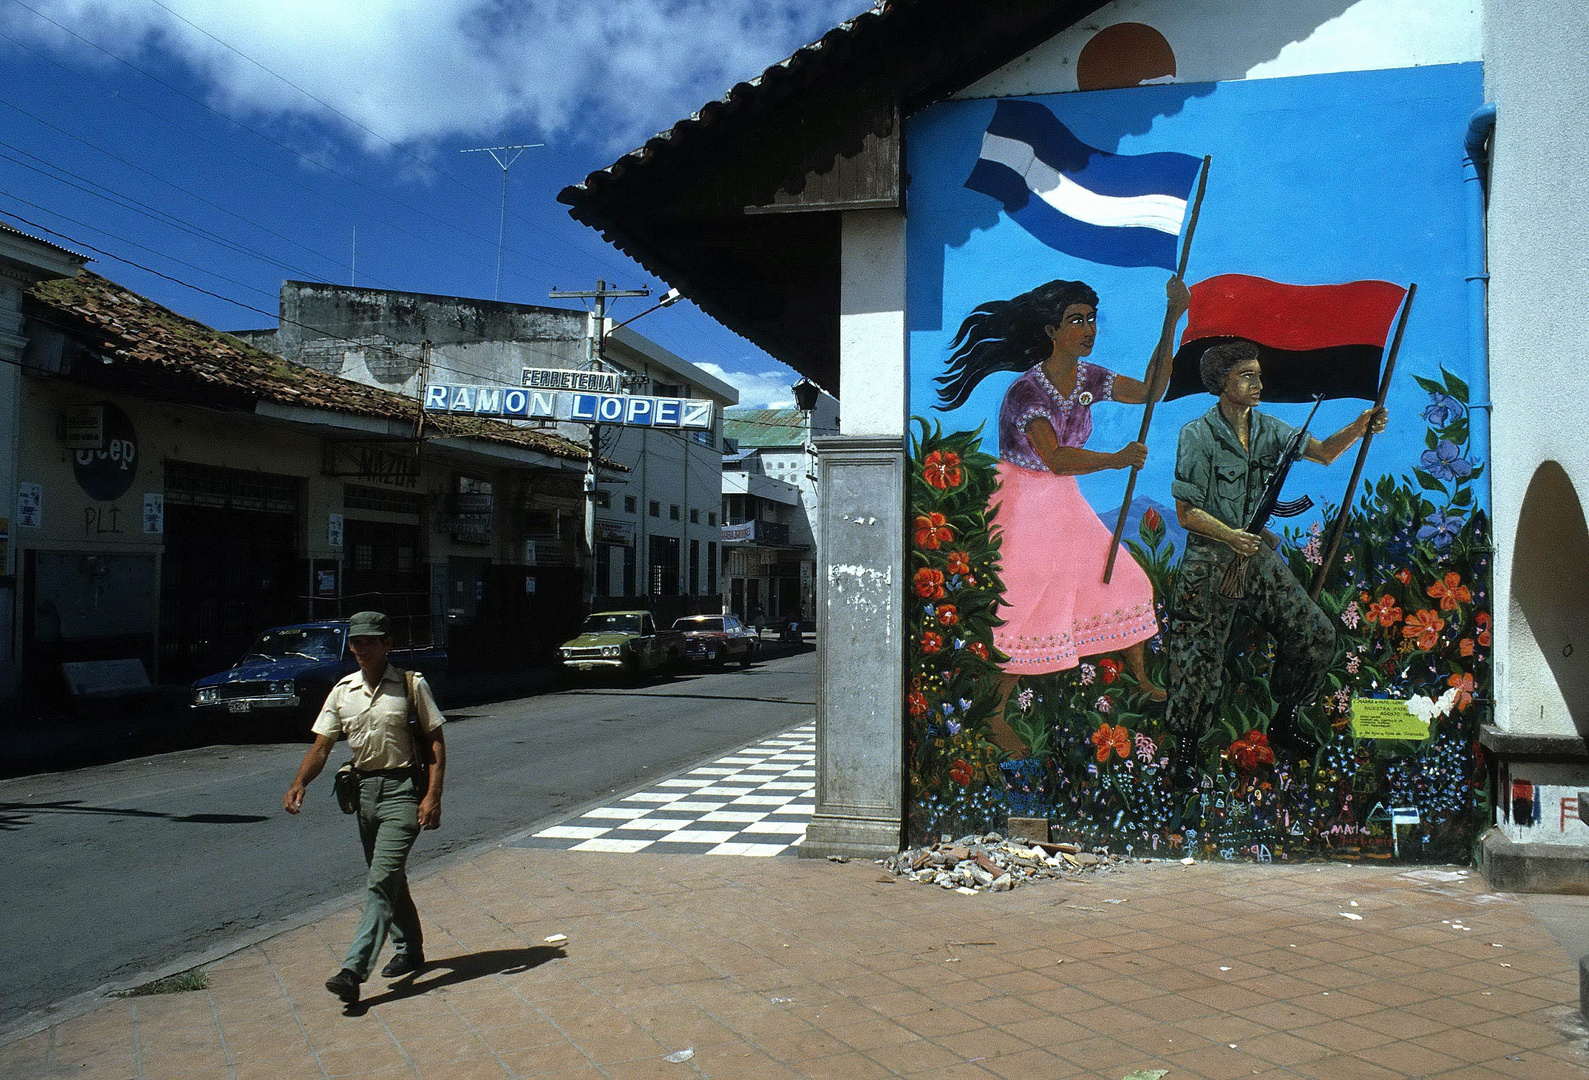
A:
905;61;1489;861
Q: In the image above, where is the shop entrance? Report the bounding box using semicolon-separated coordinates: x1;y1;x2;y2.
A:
343;518;427;619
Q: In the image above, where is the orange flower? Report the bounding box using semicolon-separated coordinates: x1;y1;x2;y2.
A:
914;512;954;550
1098;657;1122;684
1091;722;1131;763
920;630;943;654
966;641;989;660
913;567;946;599
1448;671;1477;711
1396;568;1413;585
1229;730;1276;771
907;691;929;719
946;551;971;575
949;759;973;785
937;605;960;628
1459;638;1475;657
1402;609;1445;651
922;450;963;490
1426;572;1472;611
1476;611;1491;647
1366;594;1403;627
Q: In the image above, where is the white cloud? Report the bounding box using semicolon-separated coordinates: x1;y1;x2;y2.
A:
695;361;794;409
4;0;873;150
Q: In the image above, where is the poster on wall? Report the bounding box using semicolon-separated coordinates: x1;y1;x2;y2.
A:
904;62;1488;862
142;492;164;535
16;483;42;528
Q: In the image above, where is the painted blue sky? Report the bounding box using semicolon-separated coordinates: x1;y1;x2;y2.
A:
0;0;871;406
907;62;1485;526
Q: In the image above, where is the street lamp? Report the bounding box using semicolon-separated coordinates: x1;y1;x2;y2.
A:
791;377;821;412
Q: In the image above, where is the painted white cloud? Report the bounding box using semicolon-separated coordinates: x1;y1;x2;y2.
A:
695;361;795;410
3;0;873;149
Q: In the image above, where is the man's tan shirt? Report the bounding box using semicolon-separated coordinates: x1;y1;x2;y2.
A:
311;665;444;771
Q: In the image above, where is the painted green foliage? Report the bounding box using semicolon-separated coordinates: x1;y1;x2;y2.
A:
906;370;1490;862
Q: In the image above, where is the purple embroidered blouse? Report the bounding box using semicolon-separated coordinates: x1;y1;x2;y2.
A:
997;361;1118;470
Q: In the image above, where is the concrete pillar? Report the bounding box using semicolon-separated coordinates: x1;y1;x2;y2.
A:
802;209;908;859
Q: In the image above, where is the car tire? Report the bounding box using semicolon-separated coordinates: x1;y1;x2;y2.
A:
739;646;754;668
706;645;721;666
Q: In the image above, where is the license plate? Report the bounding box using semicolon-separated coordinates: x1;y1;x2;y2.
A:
227;701;251;713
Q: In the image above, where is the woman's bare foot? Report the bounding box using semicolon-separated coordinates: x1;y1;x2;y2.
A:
986;674;1030;756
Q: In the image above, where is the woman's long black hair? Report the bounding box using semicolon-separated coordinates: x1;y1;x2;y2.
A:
934;279;1098;411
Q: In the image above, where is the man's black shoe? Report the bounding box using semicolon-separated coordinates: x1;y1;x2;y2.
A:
380;953;424;978
325;969;361;1003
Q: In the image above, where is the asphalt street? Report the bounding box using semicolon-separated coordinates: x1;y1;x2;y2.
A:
0;648;815;1028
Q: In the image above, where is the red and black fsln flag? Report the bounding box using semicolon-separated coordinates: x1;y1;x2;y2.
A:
1166;274;1410;402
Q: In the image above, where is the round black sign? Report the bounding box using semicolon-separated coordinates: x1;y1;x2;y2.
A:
72;402;139;501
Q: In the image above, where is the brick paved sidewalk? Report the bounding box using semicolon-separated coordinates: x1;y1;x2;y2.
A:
3;850;1586;1080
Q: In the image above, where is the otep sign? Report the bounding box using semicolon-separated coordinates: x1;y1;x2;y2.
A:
71;402;140;501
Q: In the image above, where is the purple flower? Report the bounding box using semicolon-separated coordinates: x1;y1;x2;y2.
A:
1016;687;1034;711
946;719;961;736
1423;392;1464;426
1417;509;1465;551
1419;439;1473;482
1095;696;1112;714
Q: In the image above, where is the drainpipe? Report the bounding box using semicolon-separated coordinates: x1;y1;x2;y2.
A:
1463;103;1497;515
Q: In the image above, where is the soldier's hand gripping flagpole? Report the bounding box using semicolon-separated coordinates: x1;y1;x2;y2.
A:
1308;283;1417;601
1104;155;1211;584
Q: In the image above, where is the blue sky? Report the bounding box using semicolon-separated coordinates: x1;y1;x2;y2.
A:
0;0;871;406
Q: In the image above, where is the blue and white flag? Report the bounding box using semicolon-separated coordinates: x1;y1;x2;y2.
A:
965;99;1204;269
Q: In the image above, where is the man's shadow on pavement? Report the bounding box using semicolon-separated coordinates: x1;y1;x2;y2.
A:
345;946;565;1015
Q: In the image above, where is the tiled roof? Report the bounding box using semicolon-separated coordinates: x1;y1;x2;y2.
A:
27;271;604;468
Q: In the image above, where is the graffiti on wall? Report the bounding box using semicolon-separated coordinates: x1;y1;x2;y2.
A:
904;62;1489;861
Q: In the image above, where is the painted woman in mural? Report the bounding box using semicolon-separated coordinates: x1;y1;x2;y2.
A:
936;275;1189;754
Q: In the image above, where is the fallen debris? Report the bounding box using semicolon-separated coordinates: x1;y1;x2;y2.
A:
664;1048;694;1063
879;833;1125;893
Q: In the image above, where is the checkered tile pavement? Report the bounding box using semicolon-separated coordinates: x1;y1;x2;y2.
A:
509;723;815;857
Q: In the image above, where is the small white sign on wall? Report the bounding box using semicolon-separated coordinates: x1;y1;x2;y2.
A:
142;492;164;534
16;483;42;528
327;513;344;548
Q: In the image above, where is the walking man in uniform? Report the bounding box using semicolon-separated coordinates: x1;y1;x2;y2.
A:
1165;342;1386;772
283;611;446;1004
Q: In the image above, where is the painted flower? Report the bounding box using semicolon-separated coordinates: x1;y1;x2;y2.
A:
1396;568;1413;585
1091;723;1130;762
1418;510;1465;551
914;512;954;550
1427;572;1472;611
1099;657;1122;684
946;719;962;736
1459;638;1475;657
1143;506;1163;532
1334;688;1352;713
1476;611;1492;647
907;691;929;719
1346;654;1361;674
1094;696;1113;714
946;550;971;575
937;605;960;628
949;759;973;786
1402;609;1446;651
1079;663;1096;686
922;450;963;490
1229;730;1276;771
914;567;946;599
1366;595;1403;627
1134;731;1157;763
1016;687;1034;711
1420;439;1474;482
1341;602;1361;630
921;630;944;654
966;640;989;660
1445;672;1477;711
1423;392;1464;426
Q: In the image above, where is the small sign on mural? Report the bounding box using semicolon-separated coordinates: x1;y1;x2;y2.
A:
16;483;41;528
142;492;164;534
327;513;344;548
1349;698;1429;741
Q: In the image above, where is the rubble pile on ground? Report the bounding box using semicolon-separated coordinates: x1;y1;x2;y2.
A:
879;833;1123;893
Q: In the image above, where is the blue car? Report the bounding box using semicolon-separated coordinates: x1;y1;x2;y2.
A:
189;621;447;735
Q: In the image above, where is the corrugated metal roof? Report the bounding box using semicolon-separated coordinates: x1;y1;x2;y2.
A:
0;219;89;261
723;406;808;448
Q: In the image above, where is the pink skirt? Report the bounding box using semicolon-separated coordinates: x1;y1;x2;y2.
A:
990;462;1158;675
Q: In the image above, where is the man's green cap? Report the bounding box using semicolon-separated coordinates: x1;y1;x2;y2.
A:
347;611;390;639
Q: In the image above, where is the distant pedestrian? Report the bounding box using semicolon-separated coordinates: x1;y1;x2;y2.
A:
282;611;446;1005
752;604;766;639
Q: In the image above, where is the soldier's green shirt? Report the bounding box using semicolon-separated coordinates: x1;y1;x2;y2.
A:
1171;406;1301;532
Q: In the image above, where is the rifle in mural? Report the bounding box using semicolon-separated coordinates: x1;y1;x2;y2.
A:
1309;283;1418;600
1102;155;1212;584
1218;394;1324;598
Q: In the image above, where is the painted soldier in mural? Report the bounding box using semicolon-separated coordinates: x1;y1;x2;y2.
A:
1165;341;1387;771
936;274;1189;755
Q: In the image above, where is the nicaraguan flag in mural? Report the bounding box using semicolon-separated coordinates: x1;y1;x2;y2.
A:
965;99;1204;269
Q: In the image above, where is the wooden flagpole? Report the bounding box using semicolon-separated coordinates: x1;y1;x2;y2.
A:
1103;155;1211;584
1308;282;1417;602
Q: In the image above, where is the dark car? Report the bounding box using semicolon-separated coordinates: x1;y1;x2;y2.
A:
673;614;759;667
189;621;447;736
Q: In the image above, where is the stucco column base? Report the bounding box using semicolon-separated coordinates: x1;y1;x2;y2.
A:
799;434;906;861
1480;827;1589;894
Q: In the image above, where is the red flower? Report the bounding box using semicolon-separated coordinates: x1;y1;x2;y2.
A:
1448;671;1477;711
949;759;973;786
907;691;929;719
966;641;989;660
1403;609;1445;651
937;605;960;627
1099;657;1122;685
914;512;954;550
1396;568;1413;585
923;450;964;490
1476;611;1491;647
920;630;943;654
1426;572;1472;611
1143;506;1163;532
1229;730;1276;772
914;567;946;599
946;551;971;575
1091;723;1130;763
1366;594;1403;627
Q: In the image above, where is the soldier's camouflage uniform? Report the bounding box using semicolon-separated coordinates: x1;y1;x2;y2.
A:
1165;406;1335;746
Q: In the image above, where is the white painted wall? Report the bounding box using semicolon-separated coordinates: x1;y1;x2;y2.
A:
839;210;908;438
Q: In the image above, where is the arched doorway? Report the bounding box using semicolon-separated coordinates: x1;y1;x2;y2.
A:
1510;461;1589;736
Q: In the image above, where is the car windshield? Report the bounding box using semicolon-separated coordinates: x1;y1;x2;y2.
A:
247;627;344;661
675;618;724;633
582;614;642;634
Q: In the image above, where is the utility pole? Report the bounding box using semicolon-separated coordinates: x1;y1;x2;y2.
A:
461;143;544;300
549;281;650;609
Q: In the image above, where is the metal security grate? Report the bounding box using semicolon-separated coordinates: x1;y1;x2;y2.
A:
344;485;424;516
164;461;300;514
